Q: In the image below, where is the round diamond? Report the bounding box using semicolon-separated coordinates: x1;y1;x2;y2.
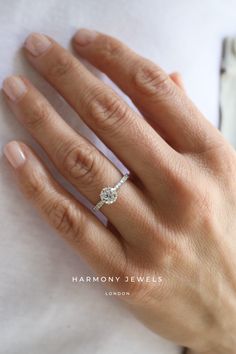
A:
100;187;118;205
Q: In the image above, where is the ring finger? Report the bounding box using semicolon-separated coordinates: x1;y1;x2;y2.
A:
2;76;148;240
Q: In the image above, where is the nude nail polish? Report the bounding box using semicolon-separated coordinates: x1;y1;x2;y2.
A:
24;33;52;56
4;141;26;168
2;76;27;101
74;29;98;46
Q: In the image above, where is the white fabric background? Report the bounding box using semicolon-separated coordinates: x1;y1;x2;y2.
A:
0;1;236;353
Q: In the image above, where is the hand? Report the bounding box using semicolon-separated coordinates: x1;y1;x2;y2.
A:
2;30;236;354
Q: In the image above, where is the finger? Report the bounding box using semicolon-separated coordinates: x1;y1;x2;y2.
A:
3;140;125;275
169;72;185;91
23;33;179;188
73;29;224;153
2;76;148;241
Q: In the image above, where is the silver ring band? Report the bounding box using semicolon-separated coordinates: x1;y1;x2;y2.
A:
93;173;129;212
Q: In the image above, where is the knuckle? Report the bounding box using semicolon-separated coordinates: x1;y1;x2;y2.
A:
24;100;51;130
175;177;213;225
88;89;131;136
48;52;76;80
22;170;46;200
61;144;101;185
100;37;122;64
45;199;82;240
166;157;193;197
163;158;213;219
191;186;213;221
133;60;173;99
210;144;236;179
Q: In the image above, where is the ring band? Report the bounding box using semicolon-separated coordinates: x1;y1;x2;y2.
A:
93;173;129;212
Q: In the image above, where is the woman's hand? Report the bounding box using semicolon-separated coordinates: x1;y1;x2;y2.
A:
2;30;236;354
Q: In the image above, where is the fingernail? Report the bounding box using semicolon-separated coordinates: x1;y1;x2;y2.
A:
74;29;97;46
24;33;52;56
2;76;27;101
4;141;26;168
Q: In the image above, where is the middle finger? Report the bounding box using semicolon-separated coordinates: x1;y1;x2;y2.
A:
23;33;179;189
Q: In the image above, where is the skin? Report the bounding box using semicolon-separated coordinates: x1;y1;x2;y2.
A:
2;30;236;354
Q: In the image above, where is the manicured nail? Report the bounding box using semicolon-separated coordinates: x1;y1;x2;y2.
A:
4;141;26;168
74;29;97;46
2;76;27;101
24;33;52;56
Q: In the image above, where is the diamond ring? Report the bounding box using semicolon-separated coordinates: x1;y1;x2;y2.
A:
93;173;129;212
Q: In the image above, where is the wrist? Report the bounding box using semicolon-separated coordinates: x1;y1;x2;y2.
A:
186;310;236;354
186;335;236;354
187;344;236;354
